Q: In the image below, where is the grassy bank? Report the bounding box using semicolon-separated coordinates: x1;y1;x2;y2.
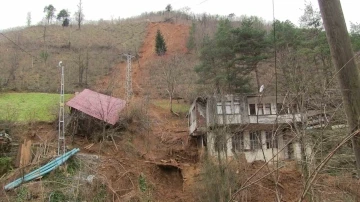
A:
0;93;73;122
152;99;189;114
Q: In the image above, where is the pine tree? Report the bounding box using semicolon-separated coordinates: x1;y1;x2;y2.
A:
195;19;252;94
232;17;270;90
155;29;167;56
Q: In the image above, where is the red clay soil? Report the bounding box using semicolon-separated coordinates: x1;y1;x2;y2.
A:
95;22;189;98
91;22;197;201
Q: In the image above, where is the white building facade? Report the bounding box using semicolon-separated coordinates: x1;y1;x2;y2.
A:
188;94;317;163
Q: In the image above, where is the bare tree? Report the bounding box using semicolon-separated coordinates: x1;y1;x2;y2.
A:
73;48;89;87
75;0;84;30
150;55;186;114
26;12;31;27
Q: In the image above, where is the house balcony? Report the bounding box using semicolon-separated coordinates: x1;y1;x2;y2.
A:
248;114;301;124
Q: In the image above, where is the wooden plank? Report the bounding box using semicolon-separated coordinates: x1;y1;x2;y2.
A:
15;139;32;168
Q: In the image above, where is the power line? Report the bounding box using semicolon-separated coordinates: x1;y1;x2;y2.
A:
273;0;277;117
198;0;210;5
0;32;39;59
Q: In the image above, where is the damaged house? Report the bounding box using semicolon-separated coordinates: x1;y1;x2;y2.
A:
188;94;327;163
66;89;126;138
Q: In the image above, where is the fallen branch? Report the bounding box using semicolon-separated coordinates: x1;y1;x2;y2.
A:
298;129;360;202
229;134;299;201
234;165;285;194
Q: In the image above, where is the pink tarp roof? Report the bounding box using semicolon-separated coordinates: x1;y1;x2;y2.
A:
66;89;126;125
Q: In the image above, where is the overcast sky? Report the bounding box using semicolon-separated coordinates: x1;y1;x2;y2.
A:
0;0;358;31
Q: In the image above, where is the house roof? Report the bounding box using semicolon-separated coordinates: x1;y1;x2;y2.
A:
66;89;126;125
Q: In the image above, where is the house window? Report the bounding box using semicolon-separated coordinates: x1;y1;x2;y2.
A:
234;101;240;114
214;134;227;152
257;104;264;115
250;131;261;150
225;101;232;114
290;104;298;114
277;103;287;115
265;131;278;149
217;102;222;114
264;103;271;115
232;132;244;152
249;104;256;115
217;101;234;115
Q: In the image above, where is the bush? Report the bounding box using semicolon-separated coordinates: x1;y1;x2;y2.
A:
49;190;67;202
0;157;12;175
195;155;240;202
16;187;29;202
118;102;150;131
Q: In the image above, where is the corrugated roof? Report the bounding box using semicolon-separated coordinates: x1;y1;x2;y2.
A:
66;89;126;125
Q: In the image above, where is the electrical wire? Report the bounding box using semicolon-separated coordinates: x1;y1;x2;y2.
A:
273;0;278;117
198;0;210;5
0;32;39;60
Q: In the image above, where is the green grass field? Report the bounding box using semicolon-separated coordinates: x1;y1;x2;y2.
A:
152;99;189;114
0;93;73;122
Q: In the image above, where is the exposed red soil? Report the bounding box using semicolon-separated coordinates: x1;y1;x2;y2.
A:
95;22;189;98
89;22;195;201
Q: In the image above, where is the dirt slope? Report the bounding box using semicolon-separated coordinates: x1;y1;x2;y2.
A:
95;22;189;98
91;22;196;201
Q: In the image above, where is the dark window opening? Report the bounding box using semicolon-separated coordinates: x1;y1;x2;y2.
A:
214;134;227;152
288;142;294;159
265;131;278;149
232;132;244;152
249;104;256;115
203;135;207;147
290;104;298;114
277;103;287;115
250;131;261;150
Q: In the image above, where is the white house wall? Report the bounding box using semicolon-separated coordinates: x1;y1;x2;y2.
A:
293;142;302;161
189;102;197;135
189;100;206;136
206;95;303;126
292;141;313;162
243;131;285;163
207;130;286;163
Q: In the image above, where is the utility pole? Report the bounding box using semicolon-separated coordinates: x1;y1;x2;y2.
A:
58;61;66;156
124;54;135;102
318;0;360;175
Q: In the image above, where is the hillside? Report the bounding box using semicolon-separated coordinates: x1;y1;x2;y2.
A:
0;20;200;201
1;11;360;201
95;22;196;100
0;21;146;93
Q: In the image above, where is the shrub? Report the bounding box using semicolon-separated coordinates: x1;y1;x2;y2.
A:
0;157;12;175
